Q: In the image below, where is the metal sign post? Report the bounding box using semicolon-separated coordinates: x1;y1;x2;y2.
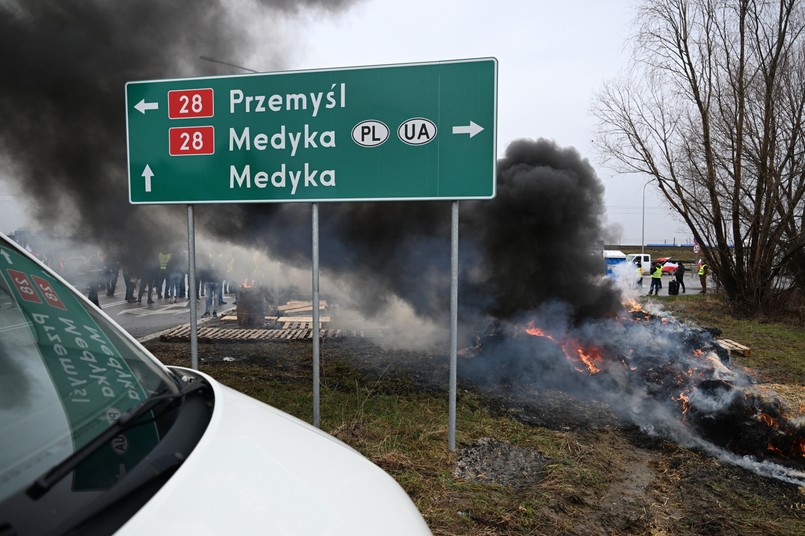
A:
312;202;320;428
187;205;199;369
448;200;459;450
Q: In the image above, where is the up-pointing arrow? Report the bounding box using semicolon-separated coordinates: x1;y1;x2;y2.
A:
142;165;154;193
134;99;159;114
452;121;484;138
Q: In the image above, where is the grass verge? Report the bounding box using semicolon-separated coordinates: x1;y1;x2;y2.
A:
146;295;805;535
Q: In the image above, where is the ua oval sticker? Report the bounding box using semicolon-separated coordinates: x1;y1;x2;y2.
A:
398;118;437;146
352;120;389;147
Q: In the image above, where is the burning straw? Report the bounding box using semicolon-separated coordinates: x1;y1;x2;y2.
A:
460;300;805;486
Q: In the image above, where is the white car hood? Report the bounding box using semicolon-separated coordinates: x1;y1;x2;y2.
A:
117;369;431;535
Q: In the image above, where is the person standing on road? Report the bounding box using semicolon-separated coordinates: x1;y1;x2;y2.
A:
634;258;644;288
648;261;663;296
698;260;708;293
167;248;185;304
674;262;687;293
200;253;221;318
121;257;138;303
104;251;120;297
156;250;171;299
86;250;104;308
137;258;157;305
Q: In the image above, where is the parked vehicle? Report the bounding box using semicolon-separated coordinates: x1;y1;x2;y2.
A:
0;232;430;535
603;249;627;276
625;253;651;274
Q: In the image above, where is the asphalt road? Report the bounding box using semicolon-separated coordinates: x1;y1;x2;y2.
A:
94;291;236;341
94;273;715;341
638;271;715;295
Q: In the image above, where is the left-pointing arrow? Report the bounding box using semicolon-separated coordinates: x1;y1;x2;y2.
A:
134;99;159;114
142;165;154;192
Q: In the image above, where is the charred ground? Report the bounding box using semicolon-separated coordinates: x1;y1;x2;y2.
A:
146;328;805;536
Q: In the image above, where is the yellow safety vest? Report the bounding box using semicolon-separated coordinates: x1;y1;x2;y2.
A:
698;264;707;276
652;266;662;278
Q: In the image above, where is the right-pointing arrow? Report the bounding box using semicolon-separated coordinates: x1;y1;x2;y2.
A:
452;121;484;138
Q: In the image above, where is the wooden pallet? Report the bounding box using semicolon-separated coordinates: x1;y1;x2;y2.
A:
277;300;328;315
716;338;751;357
218;316;331;329
159;324;373;342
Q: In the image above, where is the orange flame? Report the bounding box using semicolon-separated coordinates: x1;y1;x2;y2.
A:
626;299;643;312
673;391;691;413
523;321;602;375
758;413;779;430
576;348;602;374
525;324;549;338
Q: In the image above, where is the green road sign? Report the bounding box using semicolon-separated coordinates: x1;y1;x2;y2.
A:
125;58;497;204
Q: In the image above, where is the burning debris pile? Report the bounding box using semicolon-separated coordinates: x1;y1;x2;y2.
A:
460;301;805;485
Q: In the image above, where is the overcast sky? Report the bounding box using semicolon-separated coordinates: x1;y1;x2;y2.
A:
280;0;691;246
0;0;690;246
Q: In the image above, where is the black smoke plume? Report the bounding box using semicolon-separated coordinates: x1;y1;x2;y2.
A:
0;1;621;328
202;139;622;327
0;0;352;262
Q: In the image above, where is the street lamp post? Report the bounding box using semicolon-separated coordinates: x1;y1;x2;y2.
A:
199;56;258;73
641;179;655;257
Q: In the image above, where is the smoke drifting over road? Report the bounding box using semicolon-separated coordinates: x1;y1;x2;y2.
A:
0;1;620;333
202;139;621;330
0;0;351;256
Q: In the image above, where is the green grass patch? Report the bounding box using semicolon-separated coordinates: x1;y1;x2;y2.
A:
661;293;805;383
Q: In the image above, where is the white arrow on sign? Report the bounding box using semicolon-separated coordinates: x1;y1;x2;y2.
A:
142;165;154;193
452;121;484;138
134;99;159;114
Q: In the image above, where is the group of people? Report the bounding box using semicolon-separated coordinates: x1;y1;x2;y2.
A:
87;249;233;317
637;258;711;295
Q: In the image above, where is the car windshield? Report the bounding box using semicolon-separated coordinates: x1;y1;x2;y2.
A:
0;235;178;503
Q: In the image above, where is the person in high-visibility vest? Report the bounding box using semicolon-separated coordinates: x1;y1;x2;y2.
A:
648;262;663;295
698;261;708;293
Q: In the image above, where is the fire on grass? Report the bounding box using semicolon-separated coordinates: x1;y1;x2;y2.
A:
463;299;805;481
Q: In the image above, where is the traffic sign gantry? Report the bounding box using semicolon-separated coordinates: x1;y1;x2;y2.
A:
125;58;497;204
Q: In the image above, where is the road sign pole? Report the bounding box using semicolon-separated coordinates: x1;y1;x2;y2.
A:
448;200;459;451
187;204;199;369
312;202;321;428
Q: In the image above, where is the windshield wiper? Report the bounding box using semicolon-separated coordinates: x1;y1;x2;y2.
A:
26;379;208;499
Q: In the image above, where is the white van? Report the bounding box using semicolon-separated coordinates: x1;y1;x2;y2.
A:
625;253;651;274
0;232;431;535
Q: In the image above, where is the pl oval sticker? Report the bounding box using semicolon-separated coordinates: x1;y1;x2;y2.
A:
398;118;437;146
352;120;389;147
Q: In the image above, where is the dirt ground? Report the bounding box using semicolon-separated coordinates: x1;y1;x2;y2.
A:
145;335;805;535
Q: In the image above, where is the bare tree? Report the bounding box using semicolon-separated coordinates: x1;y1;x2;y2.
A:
594;0;805;314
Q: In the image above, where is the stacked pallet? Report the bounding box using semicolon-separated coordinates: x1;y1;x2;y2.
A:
276;300;330;329
221;299;332;329
278;300;328;315
159;324;374;342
